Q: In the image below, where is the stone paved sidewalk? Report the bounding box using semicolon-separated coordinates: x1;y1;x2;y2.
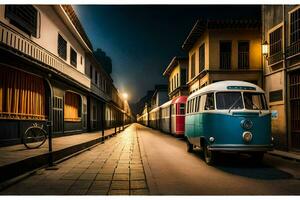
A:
0;127;119;167
0;125;149;195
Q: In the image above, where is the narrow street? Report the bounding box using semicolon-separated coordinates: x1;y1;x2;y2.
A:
1;123;300;195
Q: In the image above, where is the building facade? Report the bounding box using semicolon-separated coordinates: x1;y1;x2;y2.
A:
163;56;189;99
150;85;168;109
0;5;132;146
262;5;300;151
182;19;263;94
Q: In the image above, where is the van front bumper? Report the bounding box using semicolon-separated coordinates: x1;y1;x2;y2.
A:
208;144;273;152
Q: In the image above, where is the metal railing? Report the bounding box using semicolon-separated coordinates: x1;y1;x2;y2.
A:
268;51;283;65
91;83;111;101
286;40;300;59
0;22;91;89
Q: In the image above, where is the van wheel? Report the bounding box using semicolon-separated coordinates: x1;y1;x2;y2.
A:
186;139;194;153
203;143;217;165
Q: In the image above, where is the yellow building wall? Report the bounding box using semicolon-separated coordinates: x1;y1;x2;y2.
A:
264;71;286;147
208;29;262;70
169;65;181;93
188;31;209;82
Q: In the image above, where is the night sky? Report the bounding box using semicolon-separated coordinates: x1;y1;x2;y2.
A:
74;5;261;103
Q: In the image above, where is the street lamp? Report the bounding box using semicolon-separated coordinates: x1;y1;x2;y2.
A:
122;92;128;100
262;41;269;58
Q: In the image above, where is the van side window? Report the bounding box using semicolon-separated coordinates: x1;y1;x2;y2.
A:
199;95;205;111
193;99;195;113
205;93;215;110
195;98;197;112
196;96;200;112
179;104;185;114
171;104;175;115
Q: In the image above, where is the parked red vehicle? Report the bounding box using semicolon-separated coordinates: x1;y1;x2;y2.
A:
138;96;187;137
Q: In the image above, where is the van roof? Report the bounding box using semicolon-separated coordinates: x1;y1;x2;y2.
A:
188;81;264;100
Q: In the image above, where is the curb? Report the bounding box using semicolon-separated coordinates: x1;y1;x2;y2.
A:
267;150;300;162
137;124;159;195
0;127;125;185
0;125;132;191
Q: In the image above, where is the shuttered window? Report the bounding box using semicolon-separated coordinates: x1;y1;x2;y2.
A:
70;47;77;67
58;34;67;60
290;8;300;44
270;27;282;56
199;44;205;71
220;41;232;69
0;66;45;120
238;41;249;69
191;53;195;79
5;5;38;37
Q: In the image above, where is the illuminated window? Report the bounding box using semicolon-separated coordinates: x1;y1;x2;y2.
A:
64;92;81;122
0;66;45;120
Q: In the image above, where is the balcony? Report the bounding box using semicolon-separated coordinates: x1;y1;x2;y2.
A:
268;51;283;66
0;22;91;89
286;41;300;59
91;83;111;101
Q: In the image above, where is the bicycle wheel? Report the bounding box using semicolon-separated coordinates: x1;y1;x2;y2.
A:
23;126;47;149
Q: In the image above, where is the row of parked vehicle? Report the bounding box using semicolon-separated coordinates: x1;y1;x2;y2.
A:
137;81;274;165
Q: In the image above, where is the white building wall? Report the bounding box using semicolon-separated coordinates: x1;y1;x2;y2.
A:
0;5;86;74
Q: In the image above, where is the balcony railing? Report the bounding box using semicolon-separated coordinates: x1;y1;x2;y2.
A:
268;51;283;65
0;22;91;89
91;83;111;101
286;40;300;59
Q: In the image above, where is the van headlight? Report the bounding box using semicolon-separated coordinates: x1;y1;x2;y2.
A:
241;119;253;130
209;137;215;143
242;131;252;143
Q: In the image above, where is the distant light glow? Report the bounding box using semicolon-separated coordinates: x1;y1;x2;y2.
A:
123;92;128;100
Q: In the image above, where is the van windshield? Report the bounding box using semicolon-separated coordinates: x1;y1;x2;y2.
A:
216;92;243;110
243;92;268;110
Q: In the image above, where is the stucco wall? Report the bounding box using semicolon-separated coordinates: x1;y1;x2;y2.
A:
0;5;86;74
208;29;261;70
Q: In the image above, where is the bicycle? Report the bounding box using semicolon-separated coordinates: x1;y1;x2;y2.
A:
23;123;48;149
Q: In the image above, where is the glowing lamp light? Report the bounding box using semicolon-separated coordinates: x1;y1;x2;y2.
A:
122;93;128;100
262;41;269;56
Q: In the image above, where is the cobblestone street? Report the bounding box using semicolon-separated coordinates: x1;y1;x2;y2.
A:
1;125;149;195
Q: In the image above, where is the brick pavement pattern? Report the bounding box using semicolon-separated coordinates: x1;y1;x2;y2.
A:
1;125;149;195
0;128;118;167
